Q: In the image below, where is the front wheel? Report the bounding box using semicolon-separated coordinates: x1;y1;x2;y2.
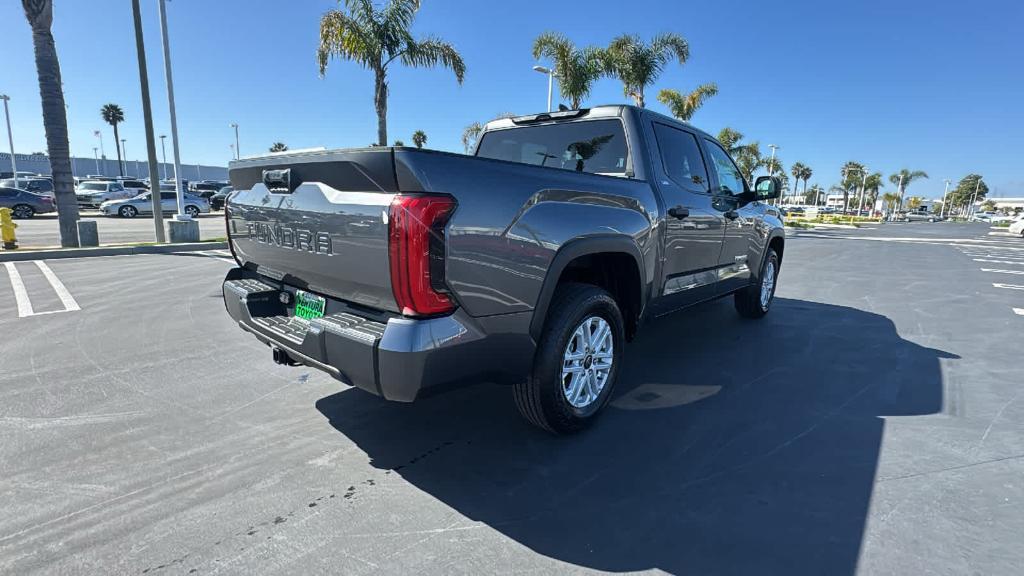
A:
11;204;34;219
735;249;780;319
514;283;624;434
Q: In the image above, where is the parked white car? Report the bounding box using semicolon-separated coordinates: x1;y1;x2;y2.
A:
1009;214;1024;237
75;181;134;209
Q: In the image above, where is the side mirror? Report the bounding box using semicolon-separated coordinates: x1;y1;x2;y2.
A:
754;176;782;201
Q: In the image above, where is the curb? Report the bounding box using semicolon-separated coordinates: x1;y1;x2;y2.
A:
0;241;229;262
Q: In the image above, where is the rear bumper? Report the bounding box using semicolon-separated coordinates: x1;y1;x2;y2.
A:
222;268;535;402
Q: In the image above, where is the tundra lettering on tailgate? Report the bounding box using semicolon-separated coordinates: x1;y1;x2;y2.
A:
246;222;333;255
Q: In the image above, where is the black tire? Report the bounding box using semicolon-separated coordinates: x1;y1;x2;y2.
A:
735;249;780;319
514;283;625;434
119;205;138;218
11;204;34;219
185;205;200;218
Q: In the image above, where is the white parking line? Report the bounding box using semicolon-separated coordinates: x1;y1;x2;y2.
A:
2;261;80;318
1014;308;1024;316
973;259;1024;265
35;261;81;313
981;269;1024;275
4;262;34;317
993;283;1024;291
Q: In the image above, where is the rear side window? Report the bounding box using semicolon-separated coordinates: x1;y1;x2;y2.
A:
161;192;177;200
653;123;709;193
0;188;17;198
476;119;628;175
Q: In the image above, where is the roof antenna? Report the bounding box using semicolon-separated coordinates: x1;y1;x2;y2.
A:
558;104;570;112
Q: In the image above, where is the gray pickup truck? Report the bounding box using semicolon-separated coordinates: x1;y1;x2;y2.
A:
222;104;785;433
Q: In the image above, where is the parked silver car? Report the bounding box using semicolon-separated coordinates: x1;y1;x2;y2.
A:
99;191;210;218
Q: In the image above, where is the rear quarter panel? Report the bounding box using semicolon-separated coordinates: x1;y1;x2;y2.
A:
395;150;659;318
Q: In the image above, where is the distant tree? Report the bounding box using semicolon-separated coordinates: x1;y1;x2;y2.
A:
318;0;465;146
948;174;988;214
532;32;605;109
269;142;288;152
804;184;823;205
790;162;807;196
716;127;745;154
862;172;884;208
906;196;923;211
101;103;125;176
656;83;718;122
839;161;866;213
412;130;427;149
980;199;997;212
800;165;813;196
888;168;928;212
603;33;690;108
393;139;405;146
31;151;47;156
881;192;901;214
734;142;763;185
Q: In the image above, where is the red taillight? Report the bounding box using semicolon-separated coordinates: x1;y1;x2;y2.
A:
388;194;456;317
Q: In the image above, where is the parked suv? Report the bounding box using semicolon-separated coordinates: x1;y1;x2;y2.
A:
76;180;133;209
221;105;786;433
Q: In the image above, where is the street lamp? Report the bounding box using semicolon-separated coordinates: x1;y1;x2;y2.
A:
92;147;99;174
941;179;951;218
158;134;167;180
967;177;983;221
229;123;239;159
766;144;779;204
121;138;127;176
856;166;869;215
0;95;17;188
158;0;188;220
532;65;556;113
229;143;235;160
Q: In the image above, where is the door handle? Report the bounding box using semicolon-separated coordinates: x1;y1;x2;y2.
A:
668;205;689;219
724;210;739;220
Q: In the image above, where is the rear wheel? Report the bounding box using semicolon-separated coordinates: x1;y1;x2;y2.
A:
11;204;34;219
185;205;200;218
514;283;624;434
118;205;138;218
735;249;779;319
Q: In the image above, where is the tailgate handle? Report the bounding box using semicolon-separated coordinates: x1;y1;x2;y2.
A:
263;168;295;194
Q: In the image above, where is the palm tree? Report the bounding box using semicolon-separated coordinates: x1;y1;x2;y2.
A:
23;0;79;247
655;83;718;122
888;169;928;212
269;142;288;152
839;161;865;214
101;103;125;177
532;32;605;109
862;172;883;210
734;142;763;184
716;127;745;155
393;139;405;146
318;0;466;147
603;33;689;108
790;162;807;201
412;129;427;149
881;192;901;215
800;165;813;197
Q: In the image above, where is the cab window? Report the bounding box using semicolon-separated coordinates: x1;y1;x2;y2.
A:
703;140;747;196
653;123;709;193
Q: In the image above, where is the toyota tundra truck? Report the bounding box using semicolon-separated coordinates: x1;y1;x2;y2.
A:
222;105;785;433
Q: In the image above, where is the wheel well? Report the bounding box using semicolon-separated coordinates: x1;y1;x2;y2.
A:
769;236;784;264
556;252;642;340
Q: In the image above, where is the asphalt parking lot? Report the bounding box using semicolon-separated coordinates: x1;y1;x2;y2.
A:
12;212;228;248
1;222;1022;575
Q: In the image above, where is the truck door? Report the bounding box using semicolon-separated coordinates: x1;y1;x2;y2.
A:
647;122;726;314
702;139;761;294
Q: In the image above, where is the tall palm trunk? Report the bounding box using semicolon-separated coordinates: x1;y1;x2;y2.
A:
633;90;645;108
112;122;123;176
374;68;388;146
24;0;80;247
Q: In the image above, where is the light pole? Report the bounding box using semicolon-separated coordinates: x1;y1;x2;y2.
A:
229;144;235;160
93;130;106;175
158;0;187;220
0;95;17;188
893;173;905;220
856;167;869;215
230;123;239;159
120;138;127;176
92;147;99;173
159;134;167;180
967;177;982;221
940;179;951;218
532;65;555;112
766;144;779;203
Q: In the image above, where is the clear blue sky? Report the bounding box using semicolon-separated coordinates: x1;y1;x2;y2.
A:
3;0;1022;197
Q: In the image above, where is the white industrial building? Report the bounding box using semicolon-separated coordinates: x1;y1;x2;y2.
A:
0;152;227;181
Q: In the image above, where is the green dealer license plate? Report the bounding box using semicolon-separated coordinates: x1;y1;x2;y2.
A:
294;290;326;320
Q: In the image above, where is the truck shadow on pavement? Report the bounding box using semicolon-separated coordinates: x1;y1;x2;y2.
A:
315;297;956;574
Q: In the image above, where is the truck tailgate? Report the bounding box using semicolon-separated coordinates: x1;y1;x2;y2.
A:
227;149;399;312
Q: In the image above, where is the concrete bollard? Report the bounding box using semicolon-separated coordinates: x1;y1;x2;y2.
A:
77;220;99;247
167;218;200;243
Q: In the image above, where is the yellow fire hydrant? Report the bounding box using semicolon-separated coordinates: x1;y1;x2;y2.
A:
0;207;17;250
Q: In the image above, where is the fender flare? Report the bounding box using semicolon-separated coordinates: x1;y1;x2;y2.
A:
529;235;647;341
754;229;786;279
